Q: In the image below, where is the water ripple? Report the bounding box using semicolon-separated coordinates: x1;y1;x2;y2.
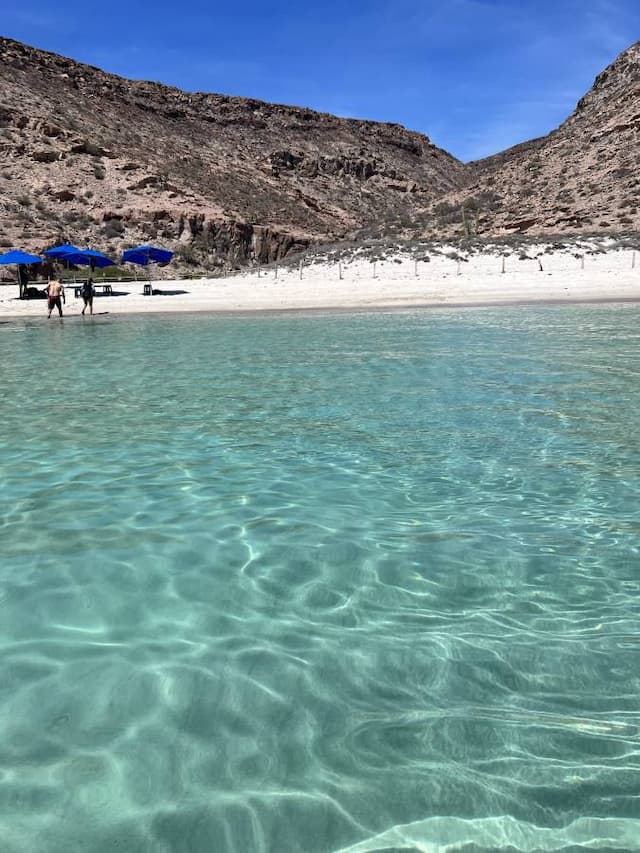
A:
1;307;639;851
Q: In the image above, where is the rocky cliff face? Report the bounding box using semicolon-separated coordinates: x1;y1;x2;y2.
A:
407;41;640;240
0;37;465;270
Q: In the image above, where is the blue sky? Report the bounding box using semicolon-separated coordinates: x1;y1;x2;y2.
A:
3;0;639;161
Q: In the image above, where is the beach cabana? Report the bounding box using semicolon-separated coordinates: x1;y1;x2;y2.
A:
0;249;42;298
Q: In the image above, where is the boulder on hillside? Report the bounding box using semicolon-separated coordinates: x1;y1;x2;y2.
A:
70;141;115;158
32;150;60;163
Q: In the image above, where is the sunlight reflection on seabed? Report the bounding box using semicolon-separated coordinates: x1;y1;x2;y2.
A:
0;307;639;852
335;815;640;852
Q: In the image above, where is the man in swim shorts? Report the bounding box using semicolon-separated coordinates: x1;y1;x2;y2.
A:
81;277;94;315
46;279;65;318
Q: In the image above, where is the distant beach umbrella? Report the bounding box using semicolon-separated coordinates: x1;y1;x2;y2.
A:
0;249;42;298
0;249;42;265
55;248;115;269
122;245;174;266
43;244;83;258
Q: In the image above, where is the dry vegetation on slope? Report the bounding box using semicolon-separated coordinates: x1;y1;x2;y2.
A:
1;37;639;272
361;42;640;244
0;37;464;271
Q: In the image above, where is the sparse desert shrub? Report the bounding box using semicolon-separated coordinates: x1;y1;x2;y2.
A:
177;245;197;265
72;141;105;157
68;212;93;228
103;219;125;238
434;201;461;225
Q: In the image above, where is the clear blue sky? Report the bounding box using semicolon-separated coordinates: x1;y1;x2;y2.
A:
3;0;639;161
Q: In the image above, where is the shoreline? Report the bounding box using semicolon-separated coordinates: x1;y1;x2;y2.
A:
3;296;640;324
1;247;639;320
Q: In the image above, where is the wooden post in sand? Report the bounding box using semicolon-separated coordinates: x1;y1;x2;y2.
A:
373;262;377;279
338;262;343;280
633;251;636;270
299;259;303;280
501;256;506;274
275;263;278;278
414;260;418;277
581;255;585;270
257;264;261;278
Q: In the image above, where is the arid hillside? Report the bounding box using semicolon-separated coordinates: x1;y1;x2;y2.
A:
0;37;465;270
403;41;640;241
2;37;639;269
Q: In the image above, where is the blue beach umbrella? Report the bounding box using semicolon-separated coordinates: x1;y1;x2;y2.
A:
43;243;82;258
122;245;174;266
0;249;42;298
0;249;42;265
57;248;115;269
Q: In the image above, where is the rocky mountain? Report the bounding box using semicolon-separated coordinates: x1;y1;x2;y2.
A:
408;41;640;241
1;37;639;270
0;37;465;270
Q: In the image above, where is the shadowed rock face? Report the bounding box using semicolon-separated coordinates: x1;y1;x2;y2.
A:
0;37;464;270
405;41;640;241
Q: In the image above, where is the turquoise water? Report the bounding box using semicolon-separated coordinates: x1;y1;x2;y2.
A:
1;306;640;852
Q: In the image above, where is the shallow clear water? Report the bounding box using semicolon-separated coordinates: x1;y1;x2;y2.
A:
1;306;640;852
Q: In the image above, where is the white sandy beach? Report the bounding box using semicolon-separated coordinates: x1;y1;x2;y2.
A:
1;246;639;319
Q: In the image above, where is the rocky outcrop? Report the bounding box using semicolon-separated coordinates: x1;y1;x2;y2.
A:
268;149;385;180
175;215;309;265
407;41;640;240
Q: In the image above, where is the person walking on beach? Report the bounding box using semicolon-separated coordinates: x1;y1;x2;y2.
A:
18;264;29;300
46;279;65;318
81;277;94;315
